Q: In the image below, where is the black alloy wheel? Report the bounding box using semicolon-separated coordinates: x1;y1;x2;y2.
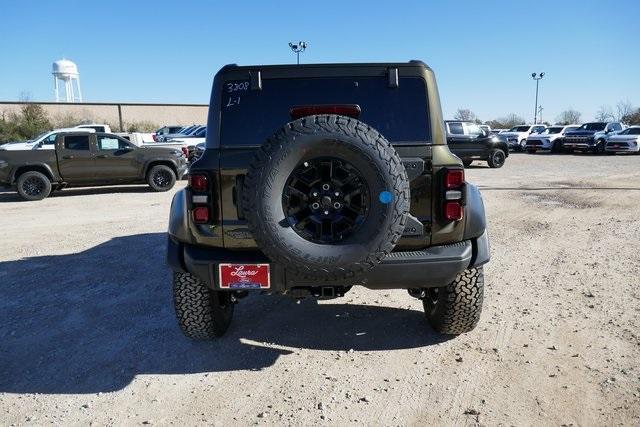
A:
283;157;370;244
22;176;46;197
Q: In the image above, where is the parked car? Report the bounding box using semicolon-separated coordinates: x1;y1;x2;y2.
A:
563;122;625;154
525;125;580;153
445;120;509;168
116;132;156;145
118;132;190;158
0;131;188;200
605;126;640;153
479;124;491;134
167;61;490;340
75;123;112;133
498;124;547;151
167;126;206;143
0;128;95;151
156;125;185;141
159;125;202;142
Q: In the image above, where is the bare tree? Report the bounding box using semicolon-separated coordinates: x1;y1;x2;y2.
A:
453;108;476;122
616;100;634;121
595;105;615;122
499;114;525;128
555;109;582;125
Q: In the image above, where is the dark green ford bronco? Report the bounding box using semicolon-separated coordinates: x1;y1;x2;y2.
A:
167;61;490;339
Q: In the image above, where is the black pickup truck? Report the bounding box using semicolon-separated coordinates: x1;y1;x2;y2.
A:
0;131;188;200
445;120;509;168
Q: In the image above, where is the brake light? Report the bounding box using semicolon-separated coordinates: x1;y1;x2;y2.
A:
189;174;208;192
442;168;464;222
181;146;189;158
290;104;361;120
192;207;210;224
152;133;158;142
444;169;464;189
444;201;464;221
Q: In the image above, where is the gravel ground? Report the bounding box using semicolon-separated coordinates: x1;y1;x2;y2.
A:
1;153;639;425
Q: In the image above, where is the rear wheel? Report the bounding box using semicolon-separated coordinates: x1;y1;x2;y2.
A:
16;171;52;201
172;271;234;340
487;149;506;168
147;165;176;192
423;267;484;335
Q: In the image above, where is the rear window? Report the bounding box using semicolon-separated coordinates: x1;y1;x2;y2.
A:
220;76;430;146
64;135;90;150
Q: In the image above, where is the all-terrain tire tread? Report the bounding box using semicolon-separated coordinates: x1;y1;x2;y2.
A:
425;267;484;335
242;114;409;280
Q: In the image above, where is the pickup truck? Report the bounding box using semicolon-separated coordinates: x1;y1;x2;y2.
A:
0;131;188;200
497;124;547;151
562;121;625;154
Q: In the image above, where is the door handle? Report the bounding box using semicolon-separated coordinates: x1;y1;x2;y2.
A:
62;155;74;160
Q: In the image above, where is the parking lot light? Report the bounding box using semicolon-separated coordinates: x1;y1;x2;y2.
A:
531;72;545;124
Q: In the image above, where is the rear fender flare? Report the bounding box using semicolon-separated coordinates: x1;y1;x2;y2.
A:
168;188;195;244
463;183;486;240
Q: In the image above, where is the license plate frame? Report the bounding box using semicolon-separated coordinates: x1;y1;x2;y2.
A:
218;263;271;289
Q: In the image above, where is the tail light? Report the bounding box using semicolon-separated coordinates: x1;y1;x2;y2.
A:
181;146;189;158
152;133;158;142
442;168;464;222
192;207;210;224
189;173;211;223
189;174;208;192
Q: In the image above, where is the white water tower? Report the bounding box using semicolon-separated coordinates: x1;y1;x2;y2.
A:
52;59;82;102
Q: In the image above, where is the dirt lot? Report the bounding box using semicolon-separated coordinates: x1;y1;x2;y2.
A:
1;153;639;425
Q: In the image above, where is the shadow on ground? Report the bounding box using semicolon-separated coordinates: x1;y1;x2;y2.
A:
0;233;445;394
0;185;156;202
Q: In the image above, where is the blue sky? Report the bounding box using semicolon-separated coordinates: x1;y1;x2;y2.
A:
0;0;638;123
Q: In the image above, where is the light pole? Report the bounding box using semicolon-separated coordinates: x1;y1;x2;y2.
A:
538;105;544;124
289;41;307;65
531;72;545;124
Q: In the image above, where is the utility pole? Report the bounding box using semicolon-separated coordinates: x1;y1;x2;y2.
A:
288;41;307;64
531;72;545;124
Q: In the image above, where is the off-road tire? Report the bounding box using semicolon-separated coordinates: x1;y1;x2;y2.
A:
423;267;484;335
462;159;473;168
147;165;176;192
243;114;409;280
487;149;506;168
172;271;234;340
16;171;52;201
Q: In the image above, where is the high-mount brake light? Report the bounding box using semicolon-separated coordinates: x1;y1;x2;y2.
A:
189;174;208;192
290;104;361;120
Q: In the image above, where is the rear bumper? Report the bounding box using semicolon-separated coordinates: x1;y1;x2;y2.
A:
167;230;490;291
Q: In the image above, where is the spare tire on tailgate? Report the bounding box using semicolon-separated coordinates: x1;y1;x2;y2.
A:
242;114;409;280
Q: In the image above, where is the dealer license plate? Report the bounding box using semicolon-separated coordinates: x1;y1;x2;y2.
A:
218;264;270;289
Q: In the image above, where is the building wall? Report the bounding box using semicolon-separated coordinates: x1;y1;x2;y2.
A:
0;101;208;131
